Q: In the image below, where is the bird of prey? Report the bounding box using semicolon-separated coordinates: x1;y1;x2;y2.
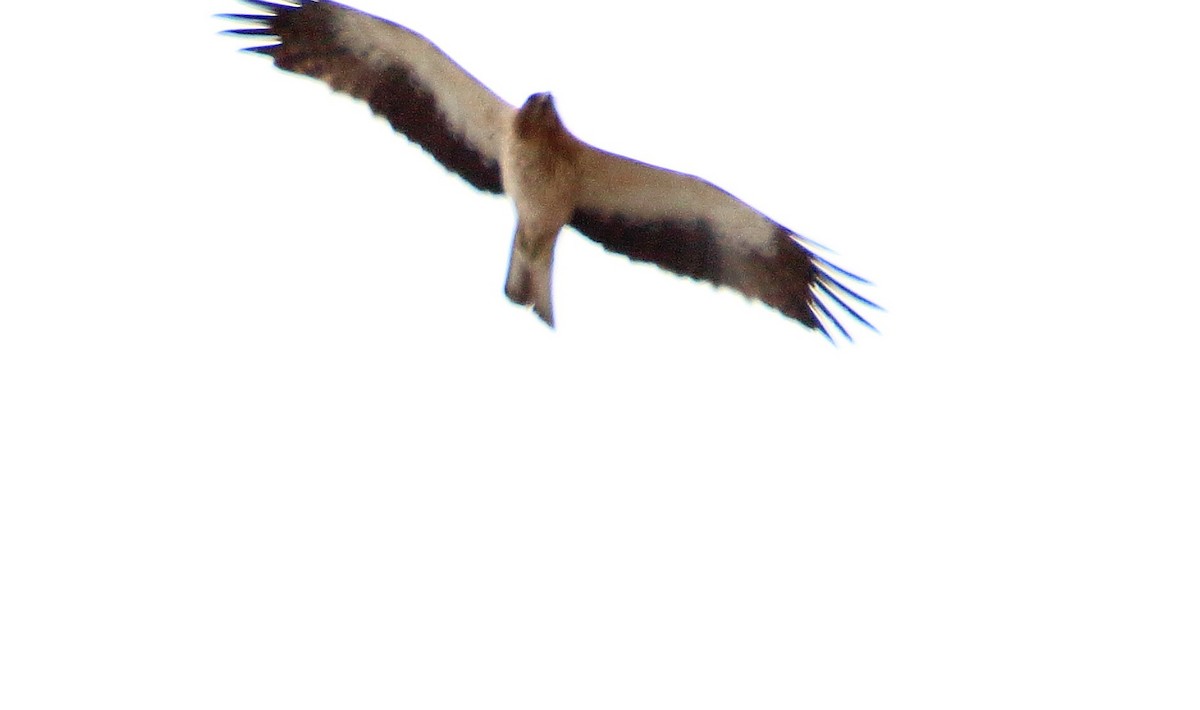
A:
219;0;877;338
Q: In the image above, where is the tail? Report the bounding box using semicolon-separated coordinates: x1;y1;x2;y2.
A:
504;225;556;327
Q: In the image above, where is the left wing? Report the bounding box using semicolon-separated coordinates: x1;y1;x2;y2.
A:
220;0;514;193
569;147;877;340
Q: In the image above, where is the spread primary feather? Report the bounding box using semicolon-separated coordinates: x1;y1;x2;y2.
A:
220;0;878;339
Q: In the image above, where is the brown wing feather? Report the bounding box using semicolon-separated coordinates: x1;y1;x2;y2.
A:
221;0;513;193
569;149;877;339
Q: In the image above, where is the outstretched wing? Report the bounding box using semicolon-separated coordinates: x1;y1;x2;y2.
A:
220;0;514;193
569;148;878;340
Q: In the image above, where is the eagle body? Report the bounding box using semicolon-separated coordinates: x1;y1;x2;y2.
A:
502;94;581;326
220;0;877;338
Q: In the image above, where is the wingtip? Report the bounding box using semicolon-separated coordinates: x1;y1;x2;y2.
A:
215;13;270;23
814;255;874;286
818;272;882;313
812;318;838;345
811;297;853;343
233;0;299;13
817;282;877;335
221;27;278;36
237;44;280;56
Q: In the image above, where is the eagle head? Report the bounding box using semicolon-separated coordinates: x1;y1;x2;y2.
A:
515;92;563;138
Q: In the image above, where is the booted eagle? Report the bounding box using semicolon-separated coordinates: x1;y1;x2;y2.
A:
220;0;877;338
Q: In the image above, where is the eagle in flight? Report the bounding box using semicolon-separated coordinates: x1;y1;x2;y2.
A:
220;0;877;338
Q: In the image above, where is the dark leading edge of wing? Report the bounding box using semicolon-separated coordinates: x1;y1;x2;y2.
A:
570;212;879;341
219;0;505;193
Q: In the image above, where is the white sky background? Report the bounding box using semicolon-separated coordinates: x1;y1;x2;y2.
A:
2;0;1198;707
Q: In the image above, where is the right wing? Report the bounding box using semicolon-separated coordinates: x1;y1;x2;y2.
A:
569;147;877;339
